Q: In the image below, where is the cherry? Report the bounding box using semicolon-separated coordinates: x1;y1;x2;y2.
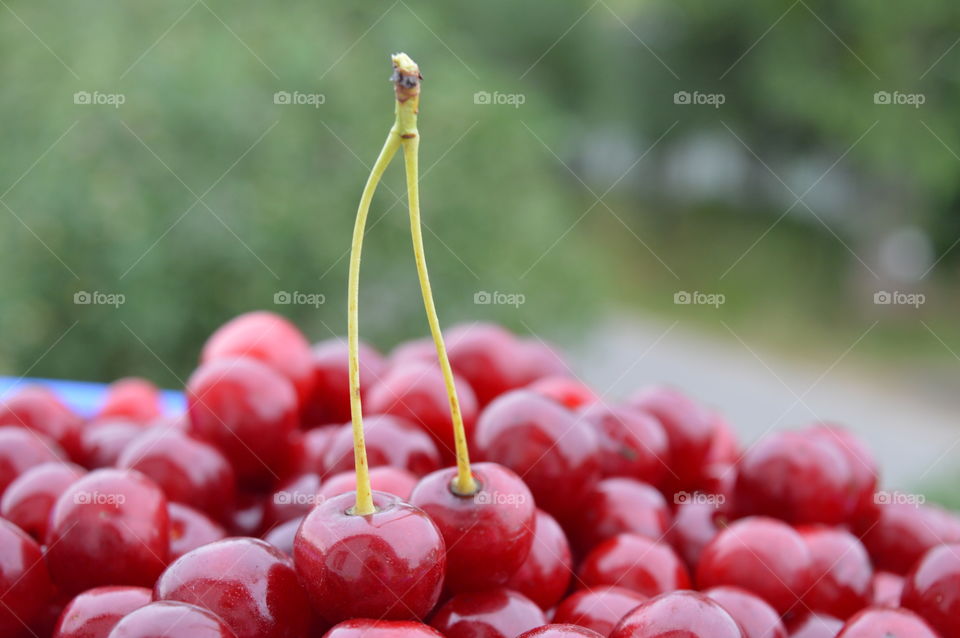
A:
264;472;322;528
430;588;547;638
804;425;877;520
567;478;670;555
901;542;960;636
323;619;445;638
507;509;574;609
227;491;266;536
390;337;437;368
52;586;151;638
835;606;939;638
579;404;669;487
553;586;647;636
857;501;960;574
705;587;788;638
46;468;169;595
324;414;441;477
445;322;526;405
302;338;386;427
518;626;605;638
797;526;871;619
514;338;568;385
0;426;65;495
528;376;598;409
155;537;312;638
186;357;299;489
787;613;844;638
107;601;238;638
201;311;315;409
118;428;236;521
668;500;725;570
1;461;84;540
0;518;54;636
706;413;739;466
474;390;600;522
869;572;902;607
0;386;82;459
579;533;690;597
319;466;417;500
289;425;340;476
696;517;814;616
97;378;163;424
294;490;445;623
78;419;145;469
610;590;744;638
168;502;226;559
263;516;302;555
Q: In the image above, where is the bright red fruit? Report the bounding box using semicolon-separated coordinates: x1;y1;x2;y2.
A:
579;533;690;597
705;586;788;638
323;619;445;638
302;339;386;427
518;625;605;638
264;472;322;528
804;425;877;519
1;461;83;540
0;386;82;459
446;322;526;405
553;586;647;636
430;589;546;638
568;478;670;555
324;415;440;477
580;404;669;486
294;491;445;624
97;378;163;423
0;518;53;635
668;500;725;570
319;466;417;500
870;572;902;607
798;526;871;619
168;502;226;559
46;469;169;595
514;338;568;385
528;376;597;409
289;425;340;476
107;601;238;638
263;516;301;555
858;501;960;574
78;419;145;469
901;543;960;636
787;614;844;638
52;586;151;638
835;607;939;637
227;491;266;536
0;426;65;495
155;537;312;638
610;591;744;638
507;509;573;609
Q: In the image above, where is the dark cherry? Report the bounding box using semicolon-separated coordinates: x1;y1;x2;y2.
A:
798;526;871;619
901;542;960;636
579;404;669;487
579;533;690;597
668;500;725;570
52;586;151;638
696;516;814;616
518;625;605;638
788;613;844;638
155;537;312;638
430;588;546;638
553;586;648;636
528;376;598;409
446;322;526;405
324;414;440;477
108;601;238;638
869;572;902;607
0;425;65;495
610;590;744;638
263;516;302;556
858;501;960;574
294;491;445;623
97;378;163;424
201;311;315;408
46;468;169;595
835;606;939;638
319;466;417;500
264;472;322;528
78;419;146;469
0;386;82;459
705;586;788;638
410;462;535;593
1;461;84;540
323;619;445;638
567;478;670;555
0;518;54;635
302;338;386;427
186;357;299;489
168;502;226;559
507;509;573;609
289;425;340;476
118;428;236;521
473;390;600;521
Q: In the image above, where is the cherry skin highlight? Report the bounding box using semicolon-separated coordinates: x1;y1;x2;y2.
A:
167;502;226;559
323;619;445;638
324;414;440;477
578;533;690;597
507;508;574;609
107;601;238;638
0;518;54;636
302;338;386;427
567;477;670;555
77;419;145;469
857;501;960;574
804;424;878;520
528;375;598;409
446;322;527;406
430;588;547;638
797;526;871;619
609;590;745;638
870;571;903;607
319;466;417;500
705;586;788;638
668;499;726;570
901;542;960;637
835;606;939;638
788;613;844;638
579;404;669;487
52;586;152;638
0;386;82;459
1;461;84;540
518;625;605;638
290;425;340;476
97;378;163;424
0;425;65;495
553;586;648;636
264;472;322;528
263;516;301;556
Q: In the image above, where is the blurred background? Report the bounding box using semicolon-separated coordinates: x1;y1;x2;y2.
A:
1;2;958;494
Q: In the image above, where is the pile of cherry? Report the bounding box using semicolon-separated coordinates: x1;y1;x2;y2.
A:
1;311;959;638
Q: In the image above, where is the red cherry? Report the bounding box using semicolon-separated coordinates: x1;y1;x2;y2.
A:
302;339;386;427
186;357;299;489
155;537;312;638
706;413;739;466
786;613;844;638
264;472;322;528
901;543;960;636
168;502;226;559
474;390;600;521
553;586;647;636
118;428;236;521
201;311;315;408
507;509;574;609
518;625;605;638
389;337;437;368
797;526;871;619
0;518;53;635
289;425;340;476
610;590;744;638
78;419;145;469
227;491;266;536
858;502;960;574
107;601;238;638
430;588;546;638
323;619;445;638
0;386;82;459
528;376;597;409
263;516;302;556
568;478;670;555
1;461;83;540
46;468;169;595
446;322;526;405
410;462;535;593
52;586;151;638
696;517;813;616
514;338;568;385
97;378;163;424
705;586;788;638
294;491;445;623
870;572;902;607
668;500;725;570
319;466;417;500
0;426;65;495
804;425;877;520
579;533;689;597
579;404;669;487
835;606;939;637
324;415;440;477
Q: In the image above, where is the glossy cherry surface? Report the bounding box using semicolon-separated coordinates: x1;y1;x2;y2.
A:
0;518;53;636
518;625;605;638
804;425;878;520
0;386;82;459
324;414;440;477
107;601;238;638
579;533;690;597
46;468;169;595
1;461;83;540
168;502;226;559
155;537;312;638
858;502;960;574
668;500;725;570
446;322;526;406
786;613;844;638
798;526;871;619
318;466;417;500
78;419;145;469
901;542;960;637
294;490;445;623
227;491;266;536
263;516;301;556
528;376;598;409
835;606;939;638
474;390;600;521
430;588;547;638
0;425;65;495
870;571;902;607
705;586;787;638
323;619;445;638
568;478;670;555
97;378;163;424
507;509;573;609
609;590;744;638
52;586;152;638
410;462;535;593
289;425;340;476
553;586;647;636
580;404;669;487
264;472;322;528
302;339;386;427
